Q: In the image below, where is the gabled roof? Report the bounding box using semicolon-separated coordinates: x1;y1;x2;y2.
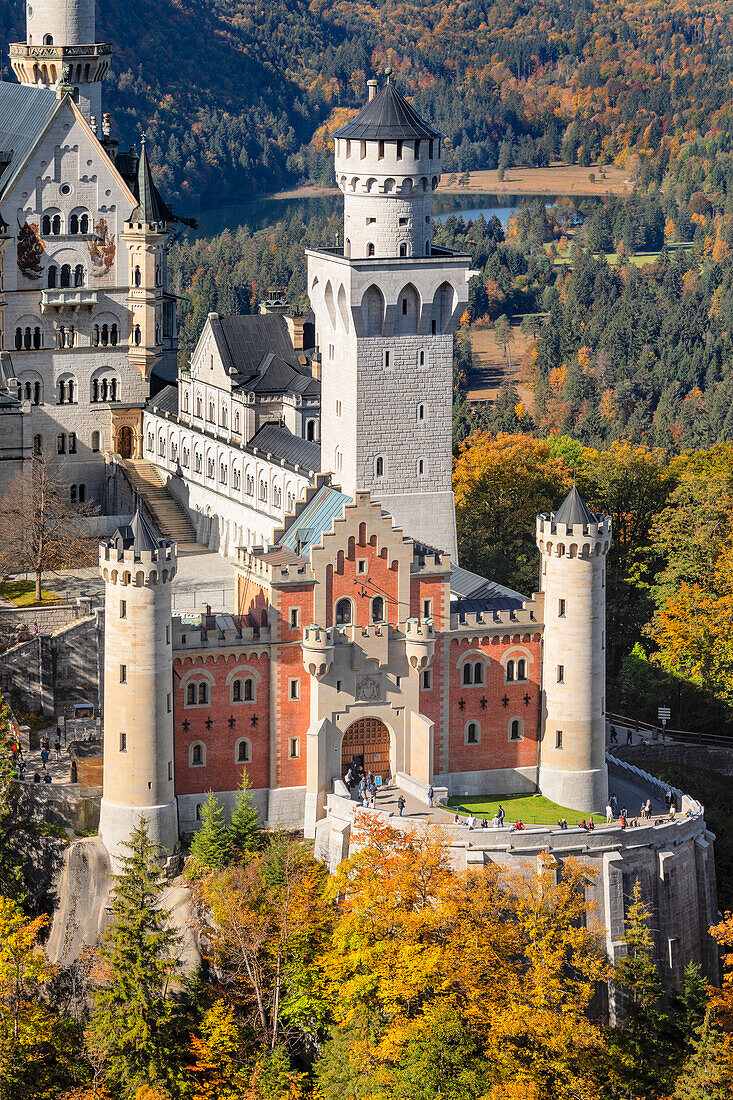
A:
147;384;178;416
553;486;597;526
111;506;164;555
277;483;351;558
0;82;59;197
208;314;320;397
249;423;320;470
334;81;442;142
450;564;526;612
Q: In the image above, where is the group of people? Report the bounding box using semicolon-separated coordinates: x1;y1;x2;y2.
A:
344;764;380;809
10;732;63;785
453;805;526;831
608;722;664;746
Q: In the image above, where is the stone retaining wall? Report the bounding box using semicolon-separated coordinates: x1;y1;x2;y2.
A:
616;742;733;777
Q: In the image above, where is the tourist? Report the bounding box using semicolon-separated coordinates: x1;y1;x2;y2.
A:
427;784;434;808
587;818;595;831
397;795;406;817
605;802;613;824
579;819;589;831
54;737;61;762
626;726;633;745
359;777;367;805
669;802;677;820
497;804;505;826
369;782;377;809
609;724;618;744
610;793;618;815
480;817;489;828
33;772;41;783
43;773;51;784
621;806;628;820
557;818;568;830
512;819;526;831
453;813;461;825
619;813;627;829
344;766;353;787
40;746;49;772
466;813;477;830
665;788;673;810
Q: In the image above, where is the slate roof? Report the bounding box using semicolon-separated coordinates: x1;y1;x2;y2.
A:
209;314;320;397
334;81;442;142
131;138;172;223
553;485;597;526
110;506;164;556
450;564;526;614
278;484;352;558
249;423;321;470
147;384;178;416
0;82;59;197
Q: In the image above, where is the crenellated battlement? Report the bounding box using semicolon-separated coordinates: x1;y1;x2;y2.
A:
536;512;612;558
172;615;271;650
99;540;176;585
450;600;541;633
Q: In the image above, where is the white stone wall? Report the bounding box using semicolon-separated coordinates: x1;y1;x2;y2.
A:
144;409;315;556
27;0;96;47
2;99;144;502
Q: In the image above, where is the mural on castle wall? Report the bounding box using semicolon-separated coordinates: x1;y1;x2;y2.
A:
87;217;115;273
16;220;45;279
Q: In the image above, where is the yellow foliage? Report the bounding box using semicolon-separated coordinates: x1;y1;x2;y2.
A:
549;363;567;393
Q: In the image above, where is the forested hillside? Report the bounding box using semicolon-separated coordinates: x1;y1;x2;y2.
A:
7;0;733;209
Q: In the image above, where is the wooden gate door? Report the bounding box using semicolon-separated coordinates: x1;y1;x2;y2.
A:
118;426;133;459
341;717;391;781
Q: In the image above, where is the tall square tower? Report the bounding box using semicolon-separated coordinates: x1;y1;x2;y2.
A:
306;77;471;559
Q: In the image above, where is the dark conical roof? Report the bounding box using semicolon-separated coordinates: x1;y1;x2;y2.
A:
111;505;163;554
133;138;169;224
333;81;442;142
554;486;597;526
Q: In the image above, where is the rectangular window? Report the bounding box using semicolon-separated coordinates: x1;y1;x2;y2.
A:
418;349;426;367
378;139;385;159
289;679;300;700
57;434;65;454
384;350;391;369
366;217;376;225
167;693;171;713
336;679;342;692
431;319;437;335
289;737;300;758
357;559;367;574
399;216;408;226
120;664;127;684
557;665;565;683
414;139;421;158
360;140;366;159
555;730;563;749
290;607;300;628
168;760;172;781
558;599;566;617
423;598;433;619
166;625;170;644
120;600;126;619
119;732;127;752
395;676;401;688
68;432;76;454
421;669;432;690
336;399;342;417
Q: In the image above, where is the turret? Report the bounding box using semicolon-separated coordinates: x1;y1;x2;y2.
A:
98;508;178;869
10;0;111;122
122;140;169;384
536;487;612;813
333;73;442;260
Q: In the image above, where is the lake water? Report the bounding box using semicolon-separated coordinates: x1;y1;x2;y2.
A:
192;192;553;238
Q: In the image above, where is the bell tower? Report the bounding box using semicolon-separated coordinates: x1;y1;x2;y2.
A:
306;76;472;560
98;509;179;870
10;0;111;122
536;487;612;813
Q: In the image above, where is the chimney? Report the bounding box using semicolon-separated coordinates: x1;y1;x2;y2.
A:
367;79;378;102
285;313;305;351
90;115;98;136
102;113;111;140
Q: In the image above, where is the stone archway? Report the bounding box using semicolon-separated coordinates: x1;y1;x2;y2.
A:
117;425;133;459
342;717;391;781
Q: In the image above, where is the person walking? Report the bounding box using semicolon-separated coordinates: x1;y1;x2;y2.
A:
427;784;434;808
626;726;633;745
665;787;673;810
609;725;618;744
610;793;618;816
40;746;49;772
54;737;61;762
397;795;406;817
359;776;367;806
605;802;613;823
497;804;505;827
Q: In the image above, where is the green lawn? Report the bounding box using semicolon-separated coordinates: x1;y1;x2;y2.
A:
0;580;60;606
553;240;694;268
447;793;605;826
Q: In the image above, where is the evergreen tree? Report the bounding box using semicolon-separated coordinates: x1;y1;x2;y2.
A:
678;962;709;1045
189;791;232;872
229;768;263;860
673;1009;733;1099
89;816;181;1097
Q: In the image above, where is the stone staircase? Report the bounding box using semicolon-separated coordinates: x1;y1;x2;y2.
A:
121;460;198;546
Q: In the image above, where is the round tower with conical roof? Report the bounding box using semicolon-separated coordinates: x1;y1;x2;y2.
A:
98;508;178;869
536;487;612;812
333;74;442;260
10;0;111;122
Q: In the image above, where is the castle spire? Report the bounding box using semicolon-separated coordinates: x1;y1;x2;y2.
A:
136;137;166;226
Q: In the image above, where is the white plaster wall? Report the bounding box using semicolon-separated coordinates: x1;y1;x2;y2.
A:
27;0;96;46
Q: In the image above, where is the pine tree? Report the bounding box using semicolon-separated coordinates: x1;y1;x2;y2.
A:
229;769;263;860
673;1009;733;1099
89;816;181;1097
188;791;232;872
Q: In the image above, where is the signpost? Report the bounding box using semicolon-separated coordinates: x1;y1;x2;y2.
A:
658;706;671;739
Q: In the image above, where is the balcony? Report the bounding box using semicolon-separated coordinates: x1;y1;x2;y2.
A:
9;42;112;61
41;288;98;313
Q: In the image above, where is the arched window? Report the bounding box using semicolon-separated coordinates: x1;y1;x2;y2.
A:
509;718;523;741
92;324;100;346
23;327;31;349
133;326;141;345
60;264;71;288
473;662;483;684
417;459;424;477
232;679;242;702
367;242;375;257
463;664;472;685
58;380;66;404
371;596;384;623
52;215;61;235
399;243;407;257
47;265;57;289
134;265;141;287
234;410;239;431
244;678;253;701
91;431;100;452
80;213;89;233
33;327;41;349
191;743;204;766
74;264;84;287
14;328;21;350
466;722;480;745
198;682;208;704
375;456;384;477
517;659;527;681
417;403;425;421
69;214;79;234
42;215;51;235
506;660;515;682
306;419;316;441
43;34;53;45
110;323;118;345
335;598;352;626
236;739;251;763
196;396;202;417
101;324;109;346
186;683;195;705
